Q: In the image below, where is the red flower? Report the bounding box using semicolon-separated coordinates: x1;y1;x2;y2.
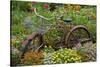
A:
43;4;49;8
32;1;37;4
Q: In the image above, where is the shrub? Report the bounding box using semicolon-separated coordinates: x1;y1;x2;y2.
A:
43;52;53;64
11;36;22;49
21;51;44;65
44;30;64;47
11;52;20;66
42;46;55;53
11;35;27;49
86;23;96;43
78;43;96;62
11;13;33;36
51;48;82;64
42;47;55;64
11;46;21;66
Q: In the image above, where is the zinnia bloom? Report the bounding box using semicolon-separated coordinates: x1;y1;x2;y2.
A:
43;4;49;8
32;1;37;4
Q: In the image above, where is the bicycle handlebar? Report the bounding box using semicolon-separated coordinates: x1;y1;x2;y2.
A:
34;8;54;20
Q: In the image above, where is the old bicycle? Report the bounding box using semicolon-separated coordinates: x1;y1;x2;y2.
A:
20;8;92;57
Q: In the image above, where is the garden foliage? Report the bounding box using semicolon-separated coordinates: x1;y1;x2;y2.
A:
11;1;96;66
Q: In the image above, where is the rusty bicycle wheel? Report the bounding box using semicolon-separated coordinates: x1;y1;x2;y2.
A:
20;32;43;57
65;25;92;49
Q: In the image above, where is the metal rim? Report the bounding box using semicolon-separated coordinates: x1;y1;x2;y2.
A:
65;25;92;48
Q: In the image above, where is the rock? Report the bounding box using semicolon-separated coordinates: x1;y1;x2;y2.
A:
11;46;21;55
23;16;33;29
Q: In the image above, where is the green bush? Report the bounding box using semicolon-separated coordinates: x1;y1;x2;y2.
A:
11;53;20;66
42;47;55;64
86;23;96;43
11;47;21;66
42;47;55;53
43;52;53;64
11;34;27;49
51;48;82;64
44;30;64;47
11;37;21;49
77;43;96;62
11;1;32;12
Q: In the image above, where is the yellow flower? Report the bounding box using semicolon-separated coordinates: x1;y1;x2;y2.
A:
44;45;47;48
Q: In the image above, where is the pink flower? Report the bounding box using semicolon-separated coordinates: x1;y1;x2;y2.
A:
32;1;37;4
43;4;49;8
